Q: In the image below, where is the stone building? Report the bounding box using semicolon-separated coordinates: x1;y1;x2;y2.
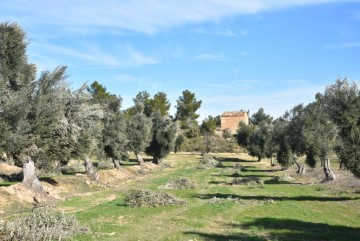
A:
220;111;249;134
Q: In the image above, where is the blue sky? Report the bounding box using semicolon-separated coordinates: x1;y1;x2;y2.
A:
1;0;360;120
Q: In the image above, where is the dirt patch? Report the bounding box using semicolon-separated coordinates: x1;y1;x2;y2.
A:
281;164;360;193
0;163;22;174
0;161;162;214
0;182;62;213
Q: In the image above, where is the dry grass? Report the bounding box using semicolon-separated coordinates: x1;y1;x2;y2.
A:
159;177;198;189
281;163;360;193
124;189;187;208
0;207;88;241
231;176;264;185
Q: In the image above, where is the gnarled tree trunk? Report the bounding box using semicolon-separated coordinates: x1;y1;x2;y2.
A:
136;153;145;166
323;158;335;181
339;160;345;170
113;159;121;170
152;155;160;165
294;155;305;174
84;156;99;181
22;159;43;193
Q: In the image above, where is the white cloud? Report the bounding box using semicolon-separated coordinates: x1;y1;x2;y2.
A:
115;74;145;83
191;28;248;37
28;41;159;69
196;53;224;61
0;0;354;35
126;46;160;65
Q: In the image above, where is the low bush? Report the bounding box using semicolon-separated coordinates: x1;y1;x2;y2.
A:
96;161;114;170
160;177;197;189
270;175;293;182
124;189;187;208
234;163;244;171
207;196;239;204
0;207;89;241
231;171;242;177
159;159;173;168
61;164;85;174
232;176;264;185
196;154;223;169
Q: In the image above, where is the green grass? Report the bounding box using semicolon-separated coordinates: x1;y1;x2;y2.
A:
0;181;18;187
57;153;360;241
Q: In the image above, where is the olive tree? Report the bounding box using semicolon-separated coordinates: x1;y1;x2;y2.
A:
88;81;126;169
126;101;152;165
146;112;178;164
323;78;360;177
237;108;273;162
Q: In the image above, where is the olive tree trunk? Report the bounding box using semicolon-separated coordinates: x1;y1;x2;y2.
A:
323;158;335;181
22;159;43;193
136;153;145;166
84;156;99;181
152;155;160;165
113;159;121;170
294;155;305;174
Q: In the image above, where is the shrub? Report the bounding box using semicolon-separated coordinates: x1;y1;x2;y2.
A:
0;207;89;241
96;161;114;170
231;171;242;177
207;196;239;204
270;175;293;182
181;134;239;153
160;177;197;189
234;163;244;171
60;164;85;174
159;159;173;168
196;154;223;169
232;176;264;185
124;189;187;208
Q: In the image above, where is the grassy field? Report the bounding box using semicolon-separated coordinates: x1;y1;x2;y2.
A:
49;153;360;241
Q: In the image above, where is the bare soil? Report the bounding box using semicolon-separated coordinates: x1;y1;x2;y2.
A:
0;161;160;214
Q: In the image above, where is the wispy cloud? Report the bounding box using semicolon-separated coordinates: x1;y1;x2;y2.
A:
116;74;145;84
0;0;353;35
196;53;224;61
126;46;160;65
191;28;248;37
115;74;161;88
28;41;159;69
324;42;360;48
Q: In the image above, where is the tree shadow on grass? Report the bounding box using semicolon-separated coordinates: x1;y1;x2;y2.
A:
242;168;279;173
184;231;265;241
193;193;359;202
0;172;23;182
208;180;230;185
218;157;258;163
184;218;360;241
263;179;303;185
121;158;153;166
214;173;276;178
39;177;59;186
236;218;360;241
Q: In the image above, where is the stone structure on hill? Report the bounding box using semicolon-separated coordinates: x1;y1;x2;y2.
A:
220;111;249;134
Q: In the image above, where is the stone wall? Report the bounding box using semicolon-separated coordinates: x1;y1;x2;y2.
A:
220;111;249;134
